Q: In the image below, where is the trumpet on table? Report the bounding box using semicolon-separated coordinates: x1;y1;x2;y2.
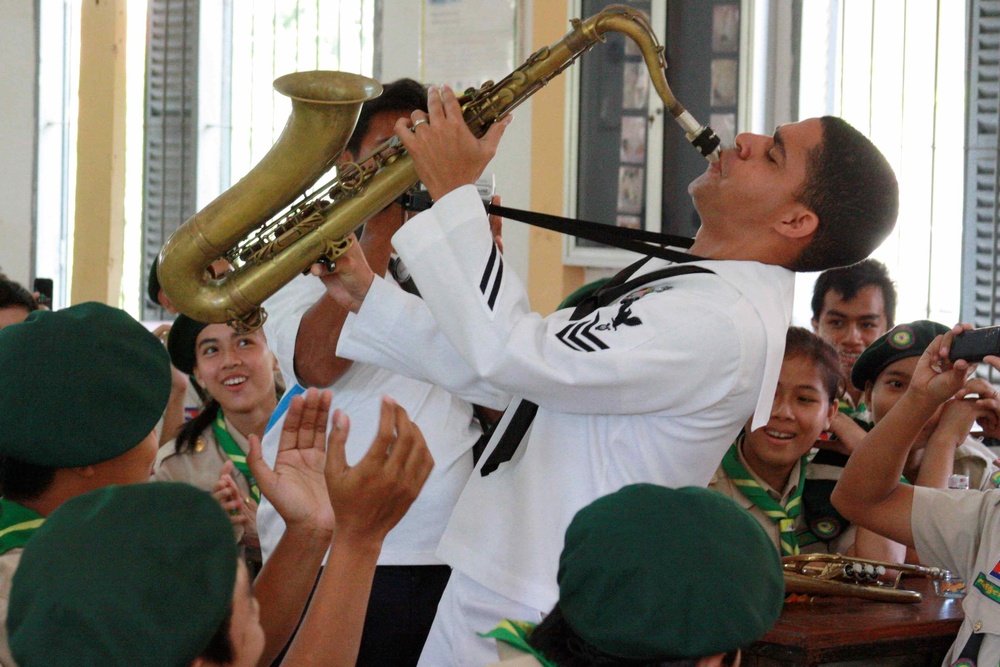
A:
783;553;949;603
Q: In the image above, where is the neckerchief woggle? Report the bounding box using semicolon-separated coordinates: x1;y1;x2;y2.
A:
479;619;556;667
213;411;261;502
0;498;45;556
721;433;814;555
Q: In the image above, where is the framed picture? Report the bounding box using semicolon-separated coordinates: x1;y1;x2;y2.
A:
620;116;647;163
712;5;740;53
617;166;645;215
711;58;738;107
622;62;650;110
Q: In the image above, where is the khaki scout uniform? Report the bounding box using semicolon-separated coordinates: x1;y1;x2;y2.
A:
152;414;259;568
912;487;1000;666
955;436;1000;491
709;446;856;556
153;413;254;499
0;550;22;667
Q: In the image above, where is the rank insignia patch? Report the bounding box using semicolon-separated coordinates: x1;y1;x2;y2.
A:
974;571;1000;604
990;557;1000;583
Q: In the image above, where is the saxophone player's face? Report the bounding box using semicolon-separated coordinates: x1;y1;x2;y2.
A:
689;118;822;234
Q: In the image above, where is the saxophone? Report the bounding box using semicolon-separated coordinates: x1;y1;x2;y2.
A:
158;4;721;332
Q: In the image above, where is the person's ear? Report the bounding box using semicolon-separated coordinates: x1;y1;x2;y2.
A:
775;207;819;240
192;365;204;389
824;400;838;430
864;381;874;410
811;317;820;333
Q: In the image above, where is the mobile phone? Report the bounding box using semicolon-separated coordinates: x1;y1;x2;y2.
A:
949;325;1000;363
33;278;53;309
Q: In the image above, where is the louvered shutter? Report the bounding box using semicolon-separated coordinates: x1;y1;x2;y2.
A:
141;0;199;321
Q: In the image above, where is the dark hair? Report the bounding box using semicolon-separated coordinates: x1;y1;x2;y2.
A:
174;398;221;455
783;327;842;402
0;457;57;501
809;258;896;328
346;78;428;157
198;607;234;663
146;257;162;308
789;117;899;272
526;604;730;667
0;277;38;312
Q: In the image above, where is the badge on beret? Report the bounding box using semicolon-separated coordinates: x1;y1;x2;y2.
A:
888;327;914;349
810;517;842;540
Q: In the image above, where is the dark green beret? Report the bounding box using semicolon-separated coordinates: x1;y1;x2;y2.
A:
166;314;209;375
558;277;611;310
851;320;950;390
557;484;784;660
0;302;171;467
8;482;239;667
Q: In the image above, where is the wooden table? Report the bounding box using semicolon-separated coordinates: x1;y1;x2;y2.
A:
744;579;964;666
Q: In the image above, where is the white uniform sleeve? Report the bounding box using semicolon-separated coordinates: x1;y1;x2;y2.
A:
386;185;745;416
261;274;327;386
911;486;994;579
339;274;512;409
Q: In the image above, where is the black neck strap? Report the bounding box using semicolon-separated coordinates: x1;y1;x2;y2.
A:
485;204;703;264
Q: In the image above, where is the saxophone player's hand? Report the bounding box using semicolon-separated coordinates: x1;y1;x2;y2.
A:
395;85;511;202
310;233;375;314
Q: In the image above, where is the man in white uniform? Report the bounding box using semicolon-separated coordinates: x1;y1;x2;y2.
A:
325;86;900;665
256;79;507;666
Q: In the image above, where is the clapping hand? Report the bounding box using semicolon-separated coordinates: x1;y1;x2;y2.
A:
248;387;336;535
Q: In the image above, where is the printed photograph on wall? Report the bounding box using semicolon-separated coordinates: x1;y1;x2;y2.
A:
617;166;645;215
710;58;738;107
620;116;647;163
622;61;650;109
712;4;739;53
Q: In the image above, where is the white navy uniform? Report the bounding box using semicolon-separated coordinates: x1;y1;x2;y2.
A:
256;272;504;566
337;185;795;666
912;487;1000;666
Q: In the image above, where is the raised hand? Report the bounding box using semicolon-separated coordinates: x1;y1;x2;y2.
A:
324;396;434;541
394;85;511;202
906;327;975;409
309;234;376;314
248;387;336;534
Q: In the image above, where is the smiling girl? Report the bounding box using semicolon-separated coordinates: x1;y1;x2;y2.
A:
709;327;904;561
153;315;282;575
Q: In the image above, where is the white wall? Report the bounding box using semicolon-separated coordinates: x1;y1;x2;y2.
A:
0;0;37;286
378;0;531;284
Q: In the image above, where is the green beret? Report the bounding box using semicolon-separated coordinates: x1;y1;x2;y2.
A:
0;302;171;467
851;320;950;390
8;482;239;667
557;484;784;660
558;278;610;310
166;314;209;375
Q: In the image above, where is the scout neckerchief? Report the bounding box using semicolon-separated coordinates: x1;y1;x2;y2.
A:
478;256;714;476
721;434;811;556
212;411;261;502
0;497;45;556
479;619;555;667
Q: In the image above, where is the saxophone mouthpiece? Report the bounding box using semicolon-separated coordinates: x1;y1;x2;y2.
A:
674;111;721;163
